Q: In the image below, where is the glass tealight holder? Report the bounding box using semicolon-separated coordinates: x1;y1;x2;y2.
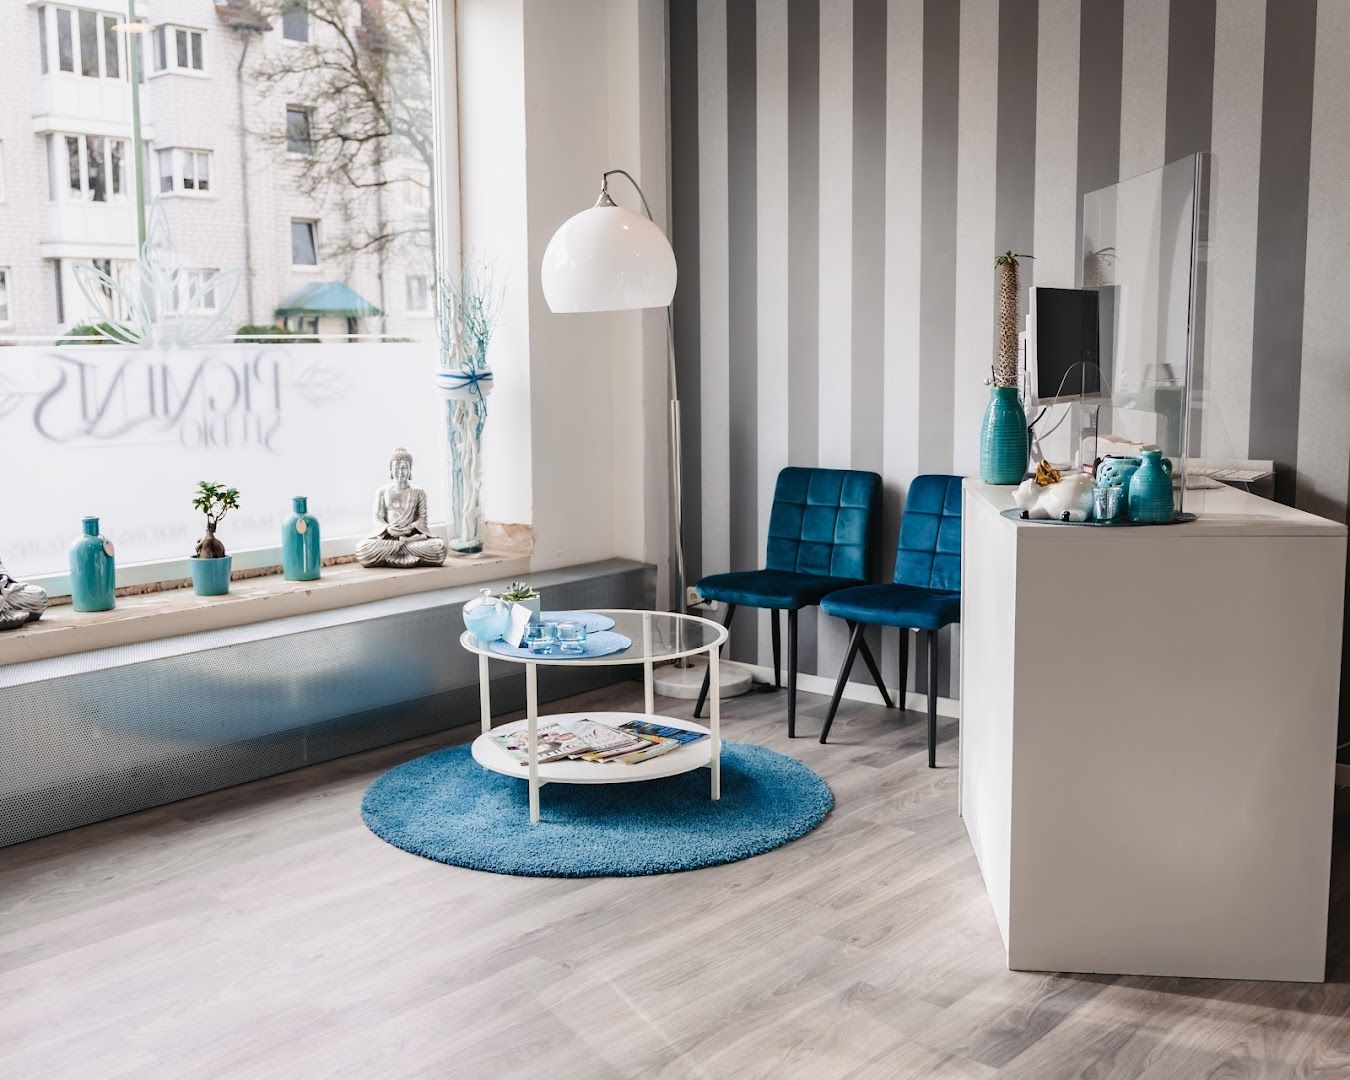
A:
524;622;558;655
555;621;587;654
1093;485;1124;523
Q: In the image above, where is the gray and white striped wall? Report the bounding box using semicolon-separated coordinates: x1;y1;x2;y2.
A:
669;0;1350;734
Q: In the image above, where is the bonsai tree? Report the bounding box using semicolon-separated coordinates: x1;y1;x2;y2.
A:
192;482;241;559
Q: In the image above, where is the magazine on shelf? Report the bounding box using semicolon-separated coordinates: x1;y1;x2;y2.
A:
489;724;592;764
559;718;650;759
618;720;708;745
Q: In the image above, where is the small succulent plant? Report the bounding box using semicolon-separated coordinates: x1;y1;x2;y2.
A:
499;581;539;603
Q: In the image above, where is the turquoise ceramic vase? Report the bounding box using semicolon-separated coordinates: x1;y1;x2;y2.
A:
69;516;116;612
282;496;321;581
1128;448;1175;523
979;386;1029;484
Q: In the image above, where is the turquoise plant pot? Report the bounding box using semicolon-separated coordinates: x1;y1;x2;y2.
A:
282;496;321;581
1128;448;1175;523
979;386;1029;485
190;555;233;596
69;516;116;612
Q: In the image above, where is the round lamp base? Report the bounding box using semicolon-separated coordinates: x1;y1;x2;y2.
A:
652;657;755;700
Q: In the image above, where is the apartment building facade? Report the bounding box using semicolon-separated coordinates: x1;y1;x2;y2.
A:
0;0;433;343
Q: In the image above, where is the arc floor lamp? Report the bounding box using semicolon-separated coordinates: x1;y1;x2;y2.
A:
540;169;751;700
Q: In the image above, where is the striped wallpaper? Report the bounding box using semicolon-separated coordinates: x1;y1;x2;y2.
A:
669;0;1350;725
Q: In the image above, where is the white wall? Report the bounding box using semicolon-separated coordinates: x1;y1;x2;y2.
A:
461;0;669;592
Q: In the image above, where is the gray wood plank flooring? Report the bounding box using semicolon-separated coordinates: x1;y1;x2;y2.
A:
2;681;1347;1079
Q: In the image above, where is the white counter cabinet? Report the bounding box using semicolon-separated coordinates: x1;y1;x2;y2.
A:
959;479;1346;981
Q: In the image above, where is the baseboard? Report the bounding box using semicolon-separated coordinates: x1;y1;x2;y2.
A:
734;661;960;719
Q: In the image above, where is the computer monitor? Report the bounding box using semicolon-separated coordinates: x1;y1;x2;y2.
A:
1027;287;1106;405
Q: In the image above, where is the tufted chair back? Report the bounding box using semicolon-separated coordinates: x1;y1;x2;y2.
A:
765;467;882;581
893;475;963;591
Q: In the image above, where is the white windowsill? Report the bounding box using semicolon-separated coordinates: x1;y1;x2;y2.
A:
0;551;531;668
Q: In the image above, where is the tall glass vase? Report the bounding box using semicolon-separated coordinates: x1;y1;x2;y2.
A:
437;362;493;555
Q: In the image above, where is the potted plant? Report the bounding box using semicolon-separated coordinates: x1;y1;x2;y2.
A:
190;481;240;596
499;581;541;623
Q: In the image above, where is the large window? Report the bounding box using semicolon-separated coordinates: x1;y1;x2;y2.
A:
42;5;123;79
4;0;449;586
290;219;319;266
153;24;204;73
157;148;212;195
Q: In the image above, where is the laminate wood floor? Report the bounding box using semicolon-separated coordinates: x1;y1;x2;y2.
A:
2;681;1347;1080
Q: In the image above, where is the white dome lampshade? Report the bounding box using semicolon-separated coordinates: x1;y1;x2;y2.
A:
541;203;677;313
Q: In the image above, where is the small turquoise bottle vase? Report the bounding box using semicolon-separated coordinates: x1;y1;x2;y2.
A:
69;516;116;612
1127;448;1175;523
979;386;1029;485
282;496;321;581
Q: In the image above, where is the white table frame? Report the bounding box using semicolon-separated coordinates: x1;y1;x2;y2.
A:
461;609;729;824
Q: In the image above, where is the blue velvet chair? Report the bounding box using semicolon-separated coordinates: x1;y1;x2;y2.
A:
693;467;882;737
818;474;963;766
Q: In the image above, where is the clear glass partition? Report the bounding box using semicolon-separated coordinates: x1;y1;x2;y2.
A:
1077;153;1210;510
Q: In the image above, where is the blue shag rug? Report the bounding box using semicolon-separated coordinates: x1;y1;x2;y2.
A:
360;741;833;877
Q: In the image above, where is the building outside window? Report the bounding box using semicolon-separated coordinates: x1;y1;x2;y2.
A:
153;24;205;73
172;268;219;313
0;141;6;202
0;268;12;325
281;1;309;43
285;107;312;155
157;148;211;194
291;219;318;266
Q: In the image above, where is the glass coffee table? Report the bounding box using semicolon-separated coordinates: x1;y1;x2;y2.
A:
460;609;728;823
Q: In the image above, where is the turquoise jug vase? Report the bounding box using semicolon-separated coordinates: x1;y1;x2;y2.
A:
979;386;1029;485
69;516;116;612
1127;448;1174;523
282;496;321;581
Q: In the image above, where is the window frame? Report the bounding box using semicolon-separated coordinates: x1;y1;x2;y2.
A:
156;147;214;196
42;4;125;80
0;267;13;327
151;23;206;75
281;1;309;43
405;273;430;315
290;218;320;267
285;106;314;156
59;133;128;203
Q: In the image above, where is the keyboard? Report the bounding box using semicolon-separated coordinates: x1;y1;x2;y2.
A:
1186;465;1274;484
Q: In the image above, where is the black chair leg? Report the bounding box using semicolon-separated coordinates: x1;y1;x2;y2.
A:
856;631;894;708
897;629;910;707
770;609;781;689
693;604;736;719
787;609;799;738
819;621;863;744
926;629;938;768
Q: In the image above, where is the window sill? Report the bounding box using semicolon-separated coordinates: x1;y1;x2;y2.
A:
0;551;530;668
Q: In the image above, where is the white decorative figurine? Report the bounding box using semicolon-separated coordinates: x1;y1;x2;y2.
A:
1013;472;1096;522
355;448;449;568
0;557;49;630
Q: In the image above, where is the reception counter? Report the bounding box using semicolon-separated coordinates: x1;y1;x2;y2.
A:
959;479;1346;982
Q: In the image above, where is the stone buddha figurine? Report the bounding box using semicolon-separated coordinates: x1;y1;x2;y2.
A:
355;448;448;569
0;556;49;630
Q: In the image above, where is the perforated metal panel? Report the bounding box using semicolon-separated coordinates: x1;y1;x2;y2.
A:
0;560;652;847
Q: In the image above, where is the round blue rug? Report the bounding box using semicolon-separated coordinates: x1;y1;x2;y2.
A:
360;741;833;877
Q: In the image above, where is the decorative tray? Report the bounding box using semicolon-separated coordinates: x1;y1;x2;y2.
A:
1000;509;1197;528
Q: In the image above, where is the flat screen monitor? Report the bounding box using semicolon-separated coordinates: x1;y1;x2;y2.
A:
1029;287;1105;405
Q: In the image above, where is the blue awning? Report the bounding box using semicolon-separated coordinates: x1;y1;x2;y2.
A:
275;282;381;318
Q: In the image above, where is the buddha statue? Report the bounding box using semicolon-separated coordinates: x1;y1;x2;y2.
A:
355;448;448;569
0;556;49;630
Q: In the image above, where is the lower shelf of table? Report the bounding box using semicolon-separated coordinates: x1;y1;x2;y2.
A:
471;711;713;785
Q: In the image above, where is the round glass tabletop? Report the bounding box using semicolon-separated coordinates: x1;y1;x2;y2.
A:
458;608;727;666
